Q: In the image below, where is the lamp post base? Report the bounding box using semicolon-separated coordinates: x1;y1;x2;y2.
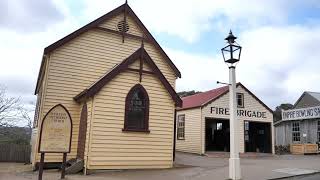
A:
229;157;241;180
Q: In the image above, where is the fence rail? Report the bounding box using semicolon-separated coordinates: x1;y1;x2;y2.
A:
0;144;30;163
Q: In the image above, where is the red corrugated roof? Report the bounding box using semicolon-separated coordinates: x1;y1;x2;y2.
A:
179;85;230;110
177;82;274;113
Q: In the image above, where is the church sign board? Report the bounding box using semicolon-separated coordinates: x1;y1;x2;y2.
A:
38;104;72;153
38;104;72;180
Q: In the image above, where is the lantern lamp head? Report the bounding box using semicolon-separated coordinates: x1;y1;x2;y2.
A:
221;30;242;65
225;30;237;44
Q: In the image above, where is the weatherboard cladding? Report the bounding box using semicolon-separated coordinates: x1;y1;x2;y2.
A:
176;108;202;154
275;91;320;146
34;3;180;95
73;47;182;107
275;119;319;146
176;84;274;154
31;3;180;169
88;70;175;169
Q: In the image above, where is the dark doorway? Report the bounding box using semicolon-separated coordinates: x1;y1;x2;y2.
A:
77;103;87;159
205;119;230;152
244;121;271;153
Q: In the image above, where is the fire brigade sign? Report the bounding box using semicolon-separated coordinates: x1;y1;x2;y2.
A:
38;104;72;153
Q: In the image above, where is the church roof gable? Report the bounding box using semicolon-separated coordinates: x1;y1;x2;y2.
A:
74;47;182;107
35;3;181;94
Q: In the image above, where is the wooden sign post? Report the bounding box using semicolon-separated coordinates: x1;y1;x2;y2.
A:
38;104;73;180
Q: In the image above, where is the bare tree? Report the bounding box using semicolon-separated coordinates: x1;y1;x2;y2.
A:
0;86;22;127
0;85;35;144
18;103;35;133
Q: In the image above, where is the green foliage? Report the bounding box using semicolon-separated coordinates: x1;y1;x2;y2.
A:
178;90;202;98
275;145;290;155
273;103;294;122
0;126;31;145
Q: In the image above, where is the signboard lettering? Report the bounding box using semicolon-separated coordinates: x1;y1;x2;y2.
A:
38;104;72;153
210;107;267;118
282;106;320;121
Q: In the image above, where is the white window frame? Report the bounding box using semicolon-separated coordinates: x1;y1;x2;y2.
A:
317;120;320;142
33;92;42;128
177;115;185;140
244;121;249;142
292;121;300;143
236;93;244;108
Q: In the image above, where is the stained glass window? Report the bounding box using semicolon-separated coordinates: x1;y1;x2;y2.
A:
124;84;149;132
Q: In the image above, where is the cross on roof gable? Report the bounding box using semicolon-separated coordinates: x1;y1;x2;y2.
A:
35;3;181;94
74;47;182;107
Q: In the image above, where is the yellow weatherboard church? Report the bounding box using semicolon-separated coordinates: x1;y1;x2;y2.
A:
31;2;182;171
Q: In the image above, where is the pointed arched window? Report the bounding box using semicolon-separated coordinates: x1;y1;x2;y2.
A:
123;84;149;132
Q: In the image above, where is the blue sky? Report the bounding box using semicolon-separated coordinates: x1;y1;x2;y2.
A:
1;0;320;112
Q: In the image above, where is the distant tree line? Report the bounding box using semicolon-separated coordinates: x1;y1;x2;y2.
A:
0;126;31;145
178;90;202;98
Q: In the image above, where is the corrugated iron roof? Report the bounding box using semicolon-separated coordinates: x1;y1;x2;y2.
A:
307;91;320;102
177;82;273;113
178;85;230;110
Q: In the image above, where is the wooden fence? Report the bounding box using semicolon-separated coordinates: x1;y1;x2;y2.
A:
0;144;31;163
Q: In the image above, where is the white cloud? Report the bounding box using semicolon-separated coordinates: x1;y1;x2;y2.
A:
0;0;80;107
82;0;295;43
1;0;320;116
0;0;66;32
239;25;320;105
168;24;320;109
166;48;228;91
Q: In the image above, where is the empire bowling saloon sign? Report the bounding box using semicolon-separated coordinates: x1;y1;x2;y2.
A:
282;105;320;121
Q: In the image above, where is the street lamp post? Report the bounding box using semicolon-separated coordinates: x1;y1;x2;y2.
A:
221;30;242;180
